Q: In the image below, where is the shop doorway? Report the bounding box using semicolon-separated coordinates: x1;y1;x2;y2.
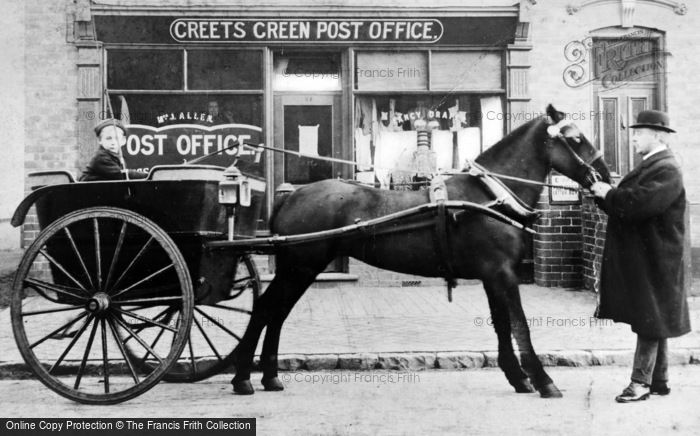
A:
596;85;656;175
272;51;347;272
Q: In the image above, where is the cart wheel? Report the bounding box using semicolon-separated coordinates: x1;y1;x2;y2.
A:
11;207;193;405
125;255;260;382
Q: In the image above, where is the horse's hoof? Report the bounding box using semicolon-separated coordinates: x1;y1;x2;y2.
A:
232;379;255;395
512;378;536;393
539;383;563;398
262;377;285;391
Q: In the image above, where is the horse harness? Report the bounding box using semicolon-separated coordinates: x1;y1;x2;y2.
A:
428;171;540;302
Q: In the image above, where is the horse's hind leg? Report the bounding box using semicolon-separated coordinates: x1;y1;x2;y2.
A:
258;265;321;392
483;283;534;393
231;262;322;395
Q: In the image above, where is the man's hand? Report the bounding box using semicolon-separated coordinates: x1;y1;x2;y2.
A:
590;182;613;199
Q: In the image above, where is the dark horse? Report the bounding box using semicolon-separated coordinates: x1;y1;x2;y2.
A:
232;105;611;398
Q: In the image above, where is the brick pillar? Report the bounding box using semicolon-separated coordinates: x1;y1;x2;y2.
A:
581;194;607;291
533;190;584;288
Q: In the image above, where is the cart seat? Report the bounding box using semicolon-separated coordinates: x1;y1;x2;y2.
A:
148;164;225;181
27;170;76;190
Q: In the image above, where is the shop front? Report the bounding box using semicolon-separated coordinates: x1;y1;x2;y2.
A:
78;4;531;282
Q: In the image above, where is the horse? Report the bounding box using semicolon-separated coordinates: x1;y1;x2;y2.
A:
231;104;612;398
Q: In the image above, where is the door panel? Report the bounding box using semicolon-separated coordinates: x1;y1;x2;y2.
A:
597;87;654;176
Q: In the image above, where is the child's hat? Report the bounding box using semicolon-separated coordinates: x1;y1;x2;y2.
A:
94;118;126;136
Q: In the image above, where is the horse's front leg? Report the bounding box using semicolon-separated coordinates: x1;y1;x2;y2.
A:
483;281;535;394
484;268;562;398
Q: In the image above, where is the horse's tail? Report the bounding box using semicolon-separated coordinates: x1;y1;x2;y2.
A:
269;183;295;232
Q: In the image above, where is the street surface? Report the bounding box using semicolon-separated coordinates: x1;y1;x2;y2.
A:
1;366;699;435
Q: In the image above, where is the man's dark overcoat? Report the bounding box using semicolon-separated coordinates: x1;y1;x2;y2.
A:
596;149;691;338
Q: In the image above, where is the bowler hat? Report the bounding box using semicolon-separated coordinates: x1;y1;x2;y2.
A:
94;118;126;136
630;110;675;133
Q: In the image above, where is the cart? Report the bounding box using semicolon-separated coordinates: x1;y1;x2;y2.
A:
10;165;265;404
10;162;532;405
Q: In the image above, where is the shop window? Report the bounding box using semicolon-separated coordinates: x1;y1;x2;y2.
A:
355;51;428;91
187;50;263;90
273;52;341;91
106;47;267;227
353;94;503;189
430;51;502;91
108;50;183;90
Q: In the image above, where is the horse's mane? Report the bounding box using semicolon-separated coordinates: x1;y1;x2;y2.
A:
475;116;547;166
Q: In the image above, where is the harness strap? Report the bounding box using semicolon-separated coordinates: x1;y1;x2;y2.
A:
430;177;457;302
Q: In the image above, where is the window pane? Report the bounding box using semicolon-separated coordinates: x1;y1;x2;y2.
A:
106;93;264;173
354;94;498;189
188;50;263;90
273;52;341;91
630;97;648;169
355;51;428;91
431;51;502;91
601;98;618;172
108;50;182;90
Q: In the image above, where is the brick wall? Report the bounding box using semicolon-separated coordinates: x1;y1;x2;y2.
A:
533;191;583;288
22;0;80;246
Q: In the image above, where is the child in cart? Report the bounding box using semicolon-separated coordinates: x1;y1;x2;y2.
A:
79;118;147;181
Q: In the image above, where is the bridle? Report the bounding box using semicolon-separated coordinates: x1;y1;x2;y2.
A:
545;120;604;188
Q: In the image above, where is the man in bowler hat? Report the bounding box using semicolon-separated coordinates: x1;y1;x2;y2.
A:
80;118;147;181
590;110;691;402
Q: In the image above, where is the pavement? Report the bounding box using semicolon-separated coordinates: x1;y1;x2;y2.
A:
1;248;699;378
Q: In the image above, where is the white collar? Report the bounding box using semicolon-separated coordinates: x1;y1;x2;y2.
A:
643;145;667;161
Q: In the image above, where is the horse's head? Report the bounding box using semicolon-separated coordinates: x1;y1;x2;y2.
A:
544;105;612;187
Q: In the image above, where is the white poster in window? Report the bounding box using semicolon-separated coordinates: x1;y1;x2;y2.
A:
457;127;481;165
298;124;319;156
480;96;504;150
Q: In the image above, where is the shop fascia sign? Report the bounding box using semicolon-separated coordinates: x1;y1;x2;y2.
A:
122;123;264;176
170;18;443;43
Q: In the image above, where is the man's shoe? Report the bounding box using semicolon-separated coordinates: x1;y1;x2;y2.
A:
615;382;650;403
650;382;671;396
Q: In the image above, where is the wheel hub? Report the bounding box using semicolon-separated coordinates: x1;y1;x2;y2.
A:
86;292;111;315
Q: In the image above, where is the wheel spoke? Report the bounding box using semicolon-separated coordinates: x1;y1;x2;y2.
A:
38;249;90;295
63;226;95;291
210;304;252;315
106;316;140;385
193;315;223;362
110;236;154;292
130;322;167;364
93;218;103;292
30;312;89;349
111;264;175;299
112;315;166;366
112;296;183;305
104;221;128;293
74;317;99;390
101;318;109;393
195;307;242;341
48;315;95;374
113;308;178;333
232;276;254;285
22;305;83;316
187;337;196;377
24;278;88;302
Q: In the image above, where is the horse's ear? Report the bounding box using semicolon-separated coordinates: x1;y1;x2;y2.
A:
546;104;565;124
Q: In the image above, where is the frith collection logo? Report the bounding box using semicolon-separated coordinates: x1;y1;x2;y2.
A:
563;30;667;89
